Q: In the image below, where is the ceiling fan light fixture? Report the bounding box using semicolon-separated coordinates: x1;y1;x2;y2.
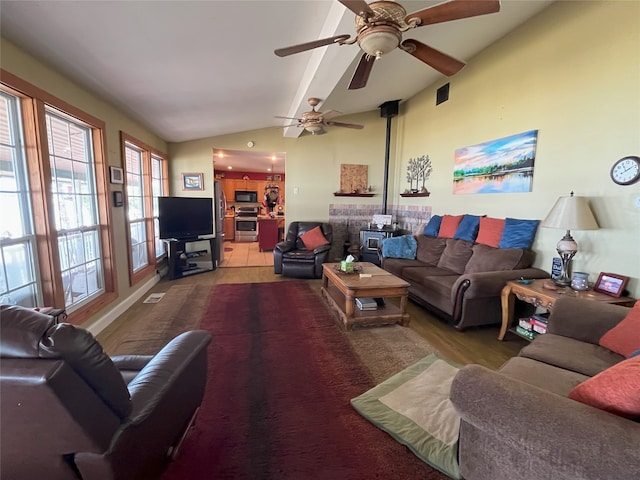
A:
358;26;401;58
304;124;323;134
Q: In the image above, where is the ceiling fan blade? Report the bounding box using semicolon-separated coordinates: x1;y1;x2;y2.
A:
338;0;375;18
274;116;302;121
402;39;465;76
406;0;500;27
325;121;364;130
348;53;376;90
274;34;351;57
322;109;343;120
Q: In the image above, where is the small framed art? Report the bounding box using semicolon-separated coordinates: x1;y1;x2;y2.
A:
110;166;124;184
274;174;282;181
593;272;629;297
182;172;204;191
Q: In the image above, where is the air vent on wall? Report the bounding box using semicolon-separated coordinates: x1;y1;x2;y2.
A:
436;83;450;105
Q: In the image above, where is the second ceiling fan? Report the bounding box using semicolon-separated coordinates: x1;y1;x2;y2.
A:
275;98;364;135
275;0;500;89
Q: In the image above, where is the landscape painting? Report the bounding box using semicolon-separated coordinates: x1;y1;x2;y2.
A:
453;130;538;194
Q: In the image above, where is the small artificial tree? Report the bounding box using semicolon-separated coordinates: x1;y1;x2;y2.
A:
406;155;432;192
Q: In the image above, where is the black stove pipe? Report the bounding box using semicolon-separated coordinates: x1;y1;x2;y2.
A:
378;100;400;215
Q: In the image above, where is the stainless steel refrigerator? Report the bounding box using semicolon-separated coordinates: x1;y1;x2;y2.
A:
213;180;226;267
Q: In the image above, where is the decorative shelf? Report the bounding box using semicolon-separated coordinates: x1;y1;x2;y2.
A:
333;193;375;197
400;192;430;197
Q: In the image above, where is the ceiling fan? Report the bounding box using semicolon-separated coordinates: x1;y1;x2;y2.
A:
275;0;500;89
275;97;364;135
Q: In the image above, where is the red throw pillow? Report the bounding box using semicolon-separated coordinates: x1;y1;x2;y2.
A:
437;215;463;239
599;301;640;357
568;356;640;419
475;217;506;248
299;226;329;250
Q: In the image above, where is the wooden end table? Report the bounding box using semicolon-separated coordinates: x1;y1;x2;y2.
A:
499;279;635;341
321;262;410;330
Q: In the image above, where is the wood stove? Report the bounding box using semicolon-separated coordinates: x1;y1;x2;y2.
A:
359;226;401;265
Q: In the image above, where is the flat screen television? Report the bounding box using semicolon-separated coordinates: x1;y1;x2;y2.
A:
158;196;213;240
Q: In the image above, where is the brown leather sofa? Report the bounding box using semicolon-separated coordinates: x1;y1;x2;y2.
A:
0;305;211;480
274;221;333;278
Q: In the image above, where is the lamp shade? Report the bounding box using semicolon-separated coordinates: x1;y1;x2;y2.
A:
542;194;599;230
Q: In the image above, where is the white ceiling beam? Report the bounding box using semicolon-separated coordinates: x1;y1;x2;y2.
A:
282;2;361;138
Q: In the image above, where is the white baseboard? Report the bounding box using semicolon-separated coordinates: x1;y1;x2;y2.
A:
85;274;161;335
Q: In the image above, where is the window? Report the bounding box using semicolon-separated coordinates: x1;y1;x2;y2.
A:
151;155;165;257
0;91;41;306
121;133;168;285
47;109;104;308
1;71;116;323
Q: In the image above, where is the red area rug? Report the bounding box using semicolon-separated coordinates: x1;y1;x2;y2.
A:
161;281;447;480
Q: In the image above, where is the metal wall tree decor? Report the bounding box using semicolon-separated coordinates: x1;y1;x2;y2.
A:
403;155;432;196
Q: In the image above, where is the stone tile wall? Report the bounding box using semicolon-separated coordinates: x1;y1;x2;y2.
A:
327;203;432;261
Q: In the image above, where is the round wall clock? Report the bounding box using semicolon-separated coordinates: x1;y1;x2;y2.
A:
610;156;640;185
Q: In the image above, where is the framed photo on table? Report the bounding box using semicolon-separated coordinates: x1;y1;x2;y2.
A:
181;172;204;191
593;272;629;297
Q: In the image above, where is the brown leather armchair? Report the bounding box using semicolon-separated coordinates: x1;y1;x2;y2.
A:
273;221;333;278
0;305;211;480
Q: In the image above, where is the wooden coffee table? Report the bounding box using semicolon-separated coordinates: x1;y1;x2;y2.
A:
321;262;410;330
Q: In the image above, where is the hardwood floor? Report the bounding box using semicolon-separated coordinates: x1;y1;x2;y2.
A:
97;266;526;369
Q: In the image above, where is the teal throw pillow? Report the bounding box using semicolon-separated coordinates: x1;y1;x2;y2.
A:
453;214;482;242
498;218;540;249
381;235;417;259
424;215;442;237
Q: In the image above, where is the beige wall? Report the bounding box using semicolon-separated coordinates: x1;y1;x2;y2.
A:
1;38;168;323
170;1;640;297
168;109;391;221
397;0;640;296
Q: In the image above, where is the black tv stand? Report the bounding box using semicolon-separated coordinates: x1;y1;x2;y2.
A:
164;237;217;280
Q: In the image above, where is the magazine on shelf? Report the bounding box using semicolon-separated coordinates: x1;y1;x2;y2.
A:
355;297;386;311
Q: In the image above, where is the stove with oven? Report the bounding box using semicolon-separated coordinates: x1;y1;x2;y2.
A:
235;206;259;242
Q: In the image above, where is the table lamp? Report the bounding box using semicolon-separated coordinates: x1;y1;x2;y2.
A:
541;192;599;286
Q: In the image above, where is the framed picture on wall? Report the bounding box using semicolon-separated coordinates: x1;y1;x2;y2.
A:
110;166;124;184
274;174;282;181
182;173;204;191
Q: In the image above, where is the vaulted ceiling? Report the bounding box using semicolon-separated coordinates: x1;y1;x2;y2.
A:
1;0;552;146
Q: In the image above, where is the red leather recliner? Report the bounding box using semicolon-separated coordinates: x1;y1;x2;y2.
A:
0;305;211;480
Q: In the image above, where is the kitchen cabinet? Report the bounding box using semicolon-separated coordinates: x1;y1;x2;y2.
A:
222;181;235;203
224;216;235;241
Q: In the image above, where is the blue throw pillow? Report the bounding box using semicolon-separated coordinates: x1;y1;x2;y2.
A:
424;215;442;237
381;235;417;259
498;218;540;249
629;349;640;358
454;214;482;242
